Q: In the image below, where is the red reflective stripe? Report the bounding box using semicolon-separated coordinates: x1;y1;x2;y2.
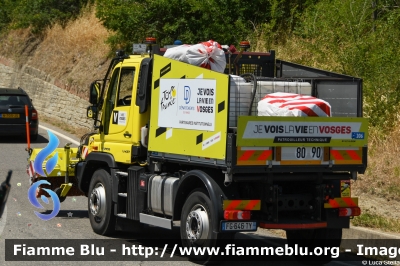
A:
244;200;260;210
238;150;254;161
346;150;361;160
327;199;340;208
225;200;242;210
330;150;344;160
257;150;272;161
342;197;357;207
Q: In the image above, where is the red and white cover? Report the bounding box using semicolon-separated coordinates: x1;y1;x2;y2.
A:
163;44;191;63
186;40;226;73
27;160;35;178
164;40;226;73
27;160;37;185
81;146;89;159
257;92;331;117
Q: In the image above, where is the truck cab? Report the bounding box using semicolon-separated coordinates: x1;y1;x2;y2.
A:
86;54;150;166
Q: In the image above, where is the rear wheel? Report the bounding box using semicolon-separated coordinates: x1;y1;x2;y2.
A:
88;169;115;235
180;189;217;262
286;228;342;265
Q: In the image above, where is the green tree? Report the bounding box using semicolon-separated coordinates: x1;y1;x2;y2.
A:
0;0;15;31
296;0;400;130
1;0;92;34
95;0;294;50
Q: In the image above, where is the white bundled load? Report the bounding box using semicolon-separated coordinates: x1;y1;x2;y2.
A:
163;44;191;63
257;92;331;117
164;40;226;73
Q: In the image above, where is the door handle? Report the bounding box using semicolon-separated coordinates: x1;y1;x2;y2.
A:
124;131;131;138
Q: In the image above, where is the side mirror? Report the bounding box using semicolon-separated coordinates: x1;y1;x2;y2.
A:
89;81;101;105
87;106;97;119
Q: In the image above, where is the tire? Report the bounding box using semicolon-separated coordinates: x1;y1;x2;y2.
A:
180;189;217;262
88;169;115;235
286;228;342;265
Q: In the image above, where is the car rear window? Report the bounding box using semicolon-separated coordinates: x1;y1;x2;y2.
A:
0;95;30;106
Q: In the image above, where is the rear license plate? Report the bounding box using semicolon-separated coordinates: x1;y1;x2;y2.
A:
281;147;323;160
0;114;20;118
221;221;257;231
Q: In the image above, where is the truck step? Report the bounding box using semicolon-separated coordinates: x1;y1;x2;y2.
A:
139;213;172;230
116;213;127;218
115;171;128;177
118;193;127;197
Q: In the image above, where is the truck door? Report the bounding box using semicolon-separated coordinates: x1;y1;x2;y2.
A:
102;65;138;162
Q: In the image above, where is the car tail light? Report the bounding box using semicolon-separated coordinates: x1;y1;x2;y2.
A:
338;207;361;217
224;210;251;220
31;109;38;120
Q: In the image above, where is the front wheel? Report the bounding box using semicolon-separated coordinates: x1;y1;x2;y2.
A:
88;169;115;235
180;189;217;262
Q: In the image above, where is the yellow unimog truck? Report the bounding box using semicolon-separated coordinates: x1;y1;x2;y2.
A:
30;40;368;263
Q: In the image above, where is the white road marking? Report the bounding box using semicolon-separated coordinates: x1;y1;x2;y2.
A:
39;125;79;146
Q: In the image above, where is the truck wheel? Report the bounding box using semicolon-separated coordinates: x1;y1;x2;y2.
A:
286;228;342;265
180;189;216;262
88;169;115;236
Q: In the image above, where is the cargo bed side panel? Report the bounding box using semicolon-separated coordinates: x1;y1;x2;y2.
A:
148;55;229;160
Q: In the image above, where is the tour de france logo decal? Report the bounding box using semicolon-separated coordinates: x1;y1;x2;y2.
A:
28;130;61;221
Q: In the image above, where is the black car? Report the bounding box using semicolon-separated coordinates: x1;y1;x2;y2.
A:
0;87;38;140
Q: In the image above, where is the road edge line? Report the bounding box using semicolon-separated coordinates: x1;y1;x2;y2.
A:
39;125;80;146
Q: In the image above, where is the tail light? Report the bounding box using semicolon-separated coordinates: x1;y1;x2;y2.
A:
31;109;38;120
339;207;361;217
224;210;251;220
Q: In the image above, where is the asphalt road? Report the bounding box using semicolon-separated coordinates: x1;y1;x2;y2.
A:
0;121;371;265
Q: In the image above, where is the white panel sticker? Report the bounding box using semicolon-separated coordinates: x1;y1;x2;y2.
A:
158;79;216;131
202;132;221;150
166;128;173;139
112;110;127;126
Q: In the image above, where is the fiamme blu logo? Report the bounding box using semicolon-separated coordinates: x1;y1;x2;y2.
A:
28;130;61;221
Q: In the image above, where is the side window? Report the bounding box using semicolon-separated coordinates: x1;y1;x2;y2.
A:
104;68;121;135
108;69;120;107
117;68;135;106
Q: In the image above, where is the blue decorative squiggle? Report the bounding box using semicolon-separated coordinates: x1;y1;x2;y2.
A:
28;180;60;221
33;130;59;176
29;130;61;221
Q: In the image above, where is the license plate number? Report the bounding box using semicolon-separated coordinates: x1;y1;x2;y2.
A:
222;221;257;231
0;114;20;118
282;147;323;160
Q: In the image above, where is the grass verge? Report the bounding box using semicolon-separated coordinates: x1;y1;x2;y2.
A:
351;210;400;234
